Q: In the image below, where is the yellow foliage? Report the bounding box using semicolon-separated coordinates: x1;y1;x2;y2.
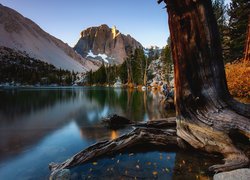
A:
225;60;250;98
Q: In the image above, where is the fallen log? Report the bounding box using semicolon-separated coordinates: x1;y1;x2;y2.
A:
49;125;186;173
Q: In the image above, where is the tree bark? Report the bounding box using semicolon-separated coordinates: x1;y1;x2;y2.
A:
165;0;250;171
244;17;250;63
49;0;250;176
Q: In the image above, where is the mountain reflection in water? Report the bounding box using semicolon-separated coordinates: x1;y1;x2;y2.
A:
0;87;218;179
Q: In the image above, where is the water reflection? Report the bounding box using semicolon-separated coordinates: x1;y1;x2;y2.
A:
70;151;176;180
1;87;209;180
111;130;119;140
0;88;172;167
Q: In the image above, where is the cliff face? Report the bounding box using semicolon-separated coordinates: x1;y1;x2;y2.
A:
0;4;98;72
74;24;143;64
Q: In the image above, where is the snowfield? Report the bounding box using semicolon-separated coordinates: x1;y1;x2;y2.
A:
87;50;110;63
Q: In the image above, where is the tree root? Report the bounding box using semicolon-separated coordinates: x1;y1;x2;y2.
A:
49;117;250;176
209;152;249;172
49;126;186;173
177;119;250;173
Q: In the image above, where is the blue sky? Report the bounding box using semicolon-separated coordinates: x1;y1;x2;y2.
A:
0;0;231;48
0;0;169;48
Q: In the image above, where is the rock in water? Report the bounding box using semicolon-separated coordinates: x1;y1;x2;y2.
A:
50;169;71;180
214;168;250;180
102;114;132;129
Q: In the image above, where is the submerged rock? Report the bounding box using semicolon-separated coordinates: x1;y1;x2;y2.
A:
213;168;250;180
50;169;71;180
102;114;132;129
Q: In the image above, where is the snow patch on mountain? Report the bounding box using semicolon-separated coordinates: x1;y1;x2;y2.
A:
87;50;112;63
0;4;98;72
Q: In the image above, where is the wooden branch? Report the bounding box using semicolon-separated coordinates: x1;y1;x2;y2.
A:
134;117;176;128
49;127;186;173
49;115;249;176
157;0;164;4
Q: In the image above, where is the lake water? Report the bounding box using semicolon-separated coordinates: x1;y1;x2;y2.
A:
0;87;220;179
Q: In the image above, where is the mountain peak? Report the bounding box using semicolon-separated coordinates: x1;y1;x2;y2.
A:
0;5;98;72
75;24;143;64
100;24;109;28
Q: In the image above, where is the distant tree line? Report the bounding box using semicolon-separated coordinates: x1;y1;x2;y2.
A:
86;0;250;86
85;47;165;86
212;0;249;63
161;38;173;84
0;47;77;85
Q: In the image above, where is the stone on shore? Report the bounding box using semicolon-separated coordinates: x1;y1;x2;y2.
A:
214;168;250;180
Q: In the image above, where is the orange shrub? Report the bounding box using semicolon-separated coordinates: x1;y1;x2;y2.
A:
225;60;250;98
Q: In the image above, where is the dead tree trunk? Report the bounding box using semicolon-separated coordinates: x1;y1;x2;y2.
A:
165;0;250;171
49;0;250;175
244;17;250;62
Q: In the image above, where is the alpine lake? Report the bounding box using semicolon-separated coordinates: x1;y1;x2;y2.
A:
0;87;223;180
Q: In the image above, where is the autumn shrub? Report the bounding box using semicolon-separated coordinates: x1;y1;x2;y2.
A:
225;60;250;98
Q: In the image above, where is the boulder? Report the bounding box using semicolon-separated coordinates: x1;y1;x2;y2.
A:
102;114;132;129
213;168;250;180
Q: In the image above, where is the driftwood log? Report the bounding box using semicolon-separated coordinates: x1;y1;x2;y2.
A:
49;0;250;176
50;119;186;172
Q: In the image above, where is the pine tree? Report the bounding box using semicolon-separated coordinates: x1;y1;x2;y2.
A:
147;47;155;63
228;0;249;61
119;60;128;83
95;63;107;84
132;48;145;85
161;44;172;84
212;0;230;62
87;70;93;85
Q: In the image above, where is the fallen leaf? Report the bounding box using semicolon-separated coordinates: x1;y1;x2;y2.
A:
136;165;140;169
92;162;98;165
152;171;158;176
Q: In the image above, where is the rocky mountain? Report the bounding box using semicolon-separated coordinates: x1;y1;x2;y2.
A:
74;24;143;64
0;4;98;72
